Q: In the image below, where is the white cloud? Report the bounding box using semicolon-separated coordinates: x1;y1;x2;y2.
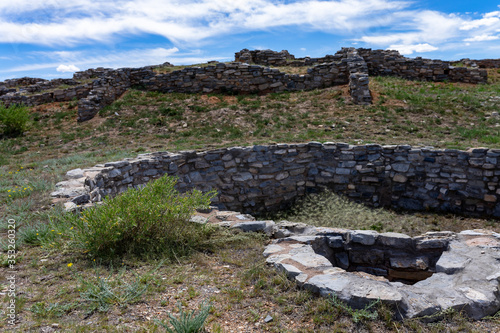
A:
1;0;500;77
359;8;500;57
300;47;306;51
388;43;438;55
464;34;500;42
360;10;464;46
0;0;412;46
4;47;220;74
460;11;500;30
56;64;80;72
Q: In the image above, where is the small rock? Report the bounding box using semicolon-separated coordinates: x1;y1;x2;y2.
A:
71;194;90;205
64;202;78;212
264;315;273;323
66;168;84;179
231;221;267;232
189;216;208;224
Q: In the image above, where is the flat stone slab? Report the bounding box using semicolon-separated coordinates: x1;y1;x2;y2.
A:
263;228;500;319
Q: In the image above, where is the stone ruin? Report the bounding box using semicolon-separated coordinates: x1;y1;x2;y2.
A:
0;48;492;121
190;210;500;320
53;148;500;319
51;142;500;319
261;222;500;320
52;142;500;218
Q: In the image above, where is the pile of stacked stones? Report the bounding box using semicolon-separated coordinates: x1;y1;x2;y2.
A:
52;142;500;218
234;49;295;66
346;49;372;105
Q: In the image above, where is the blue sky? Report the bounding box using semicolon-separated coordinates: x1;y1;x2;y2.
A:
0;0;499;81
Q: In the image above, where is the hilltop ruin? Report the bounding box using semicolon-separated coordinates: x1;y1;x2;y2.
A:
0;48;492;122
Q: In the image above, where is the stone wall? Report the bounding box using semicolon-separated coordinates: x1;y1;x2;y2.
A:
356;48;487;83
56;142;500;218
234;49;295;66
0;83;93;107
1;48;490;121
77;67;155;121
455;59;500;69
139;61;350;94
236;47;488;84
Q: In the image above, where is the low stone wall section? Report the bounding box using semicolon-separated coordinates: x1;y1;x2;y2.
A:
456;59;500;69
236;47;488;84
138;61;350;95
77;67;156;121
357;48;487;83
55;142;500;218
234;49;295;66
0;83;93;107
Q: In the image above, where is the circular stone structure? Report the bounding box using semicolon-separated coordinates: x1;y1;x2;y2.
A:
52;143;500;319
262;223;500;319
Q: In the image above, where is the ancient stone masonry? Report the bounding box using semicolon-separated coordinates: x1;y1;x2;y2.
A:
456;59;500;69
234;49;295;66
54;161;500;319
1;48;490;121
54;142;500;218
139;61;350;94
355;48;487;83
262;223;500;319
76;67;156;121
237;47;488;84
346;49;372;105
0;76;93;108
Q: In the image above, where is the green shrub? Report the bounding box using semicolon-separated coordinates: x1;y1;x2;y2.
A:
70;175;216;258
0;103;30;137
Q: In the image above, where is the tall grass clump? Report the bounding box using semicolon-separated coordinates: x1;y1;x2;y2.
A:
275;190;409;233
69;175;216;258
155;302;212;333
0;103;30;137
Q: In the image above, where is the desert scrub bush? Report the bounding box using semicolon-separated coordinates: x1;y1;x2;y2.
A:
0;103;30;137
69;175;216;258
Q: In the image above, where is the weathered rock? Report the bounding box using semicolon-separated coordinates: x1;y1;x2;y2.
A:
350;230;378;245
66;168;84;179
264;226;500;319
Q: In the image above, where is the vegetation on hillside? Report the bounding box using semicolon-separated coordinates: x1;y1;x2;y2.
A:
0;66;499;331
